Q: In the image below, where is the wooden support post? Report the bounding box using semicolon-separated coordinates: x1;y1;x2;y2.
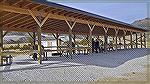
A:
87;22;95;53
65;17;76;58
103;27;109;52
0;29;3;51
140;33;143;48
33;32;36;46
135;33;138;48
119;37;121;49
0;28;3;65
104;33;108;52
130;31;133;49
89;30;92;53
37;26;42;64
123;30;126;49
143;33;146;48
29;10;50;64
68;28;72;56
56;33;59;53
115;29;119;50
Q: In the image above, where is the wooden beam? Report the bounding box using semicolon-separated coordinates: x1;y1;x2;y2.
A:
119;37;121;49
65;17;77;58
123;30;127;49
56;34;59;53
0;28;3;50
28;10;50;64
11;0;23;6
103;27;109;51
3;15;29;27
143;33;146;48
135;33;138;48
0;12;11;18
65;17;76;30
87;21;96;31
140;33;143;48
37;26;42;64
68;28;73;58
130;31;133;48
0;4;143;32
0;27;3;65
2;31;8;37
87;22;96;53
115;29;119;50
28;10;50;27
52;33;60;53
0;14;21;24
28;32;34;39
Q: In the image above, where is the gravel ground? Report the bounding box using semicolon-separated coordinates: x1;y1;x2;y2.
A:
0;48;149;82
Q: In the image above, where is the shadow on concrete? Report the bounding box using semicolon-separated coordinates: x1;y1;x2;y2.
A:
0;48;149;72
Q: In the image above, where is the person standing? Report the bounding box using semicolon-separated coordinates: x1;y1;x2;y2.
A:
32;44;38;60
92;38;95;53
95;39;100;53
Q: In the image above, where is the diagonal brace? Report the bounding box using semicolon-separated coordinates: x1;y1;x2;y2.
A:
28;10;50;27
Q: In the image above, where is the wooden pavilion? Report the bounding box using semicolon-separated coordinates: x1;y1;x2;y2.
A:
0;0;149;64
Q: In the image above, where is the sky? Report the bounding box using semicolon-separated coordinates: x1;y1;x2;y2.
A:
47;1;148;24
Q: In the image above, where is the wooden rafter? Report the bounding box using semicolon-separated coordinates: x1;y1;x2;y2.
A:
11;0;23;6
65;17;76;30
0;4;144;33
0;14;21;24
3;15;29;26
28;10;50;27
8;18;33;28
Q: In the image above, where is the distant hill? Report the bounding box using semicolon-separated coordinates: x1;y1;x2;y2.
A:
131;18;150;47
4;32;56;44
131;18;150;30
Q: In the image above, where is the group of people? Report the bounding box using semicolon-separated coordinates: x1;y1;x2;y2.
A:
92;38;103;53
92;38;116;53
